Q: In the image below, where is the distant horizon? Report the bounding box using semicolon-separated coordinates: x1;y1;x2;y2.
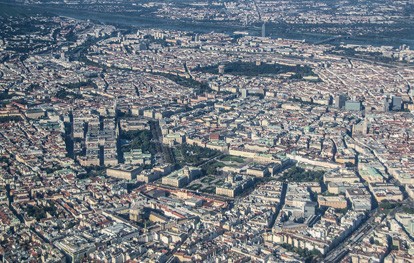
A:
1;1;414;47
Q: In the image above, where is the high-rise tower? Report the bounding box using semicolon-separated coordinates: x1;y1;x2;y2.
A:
261;22;266;37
